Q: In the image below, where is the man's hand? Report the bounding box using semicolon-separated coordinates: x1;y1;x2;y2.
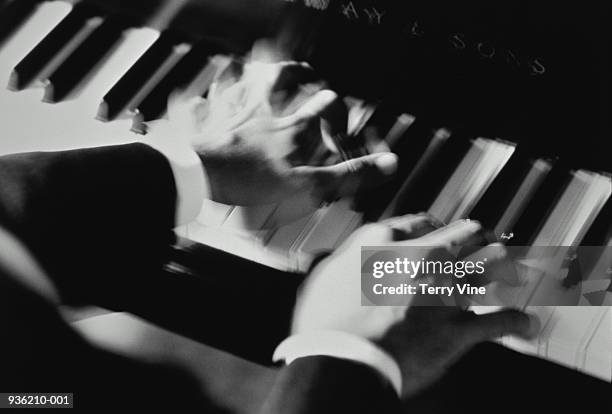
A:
292;214;539;397
377;305;539;398
292;215;480;337
168;59;397;206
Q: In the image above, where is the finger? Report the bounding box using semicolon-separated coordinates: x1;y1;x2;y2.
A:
208;58;244;104
167;93;205;135
462;242;523;287
462;242;507;266
290;152;398;201
320;95;348;138
380;214;441;240
302;152;399;200
456;242;521;287
241;61;290;108
250;38;288;63
280;82;324;117
461;309;540;346
279;89;338;128
270;62;318;97
364;127;391;154
419;219;483;248
219;81;247;109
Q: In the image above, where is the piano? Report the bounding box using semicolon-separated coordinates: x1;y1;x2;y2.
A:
0;0;609;391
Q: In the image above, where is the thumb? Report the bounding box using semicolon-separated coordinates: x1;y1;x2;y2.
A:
279;89;338;128
460;309;540;347
293;152;398;201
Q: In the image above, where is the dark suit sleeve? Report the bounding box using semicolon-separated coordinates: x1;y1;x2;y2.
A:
261;356;401;414
0;143;303;366
0;143;178;306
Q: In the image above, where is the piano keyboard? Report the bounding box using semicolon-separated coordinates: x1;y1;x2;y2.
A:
0;0;609;381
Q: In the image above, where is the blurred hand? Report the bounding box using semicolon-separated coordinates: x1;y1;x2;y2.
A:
378;305;538;398
292;215;484;337
168;59;398;206
292;214;538;397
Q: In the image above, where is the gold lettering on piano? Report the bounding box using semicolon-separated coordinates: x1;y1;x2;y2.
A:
477;41;495;59
505;49;521;69
528;58;546;76
401;20;546;76
410;21;424;37
340;2;359;20
362;7;385;25
287;1;547;76
449;33;467;50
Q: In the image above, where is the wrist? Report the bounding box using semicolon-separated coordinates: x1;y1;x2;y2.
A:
193;148;224;205
142;126;210;224
274;330;403;396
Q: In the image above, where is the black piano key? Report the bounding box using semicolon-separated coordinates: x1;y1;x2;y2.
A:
0;0;38;47
359;99;402;141
9;3;100;90
97;31;182;121
388;130;474;219
385;126;453;218
354;118;443;221
581;197;611;246
43;17;129;103
132;40;218;131
468;146;540;231
507;160;570;246
85;0;172;27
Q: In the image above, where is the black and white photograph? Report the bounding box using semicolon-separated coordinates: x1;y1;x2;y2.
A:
0;0;609;412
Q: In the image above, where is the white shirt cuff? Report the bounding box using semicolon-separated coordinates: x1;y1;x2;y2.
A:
142;121;210;226
273;330;402;396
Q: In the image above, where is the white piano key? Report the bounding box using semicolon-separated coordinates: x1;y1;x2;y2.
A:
265;213;315;257
0;80;140;154
196;200;233;227
223;204;278;233
543;307;603;367
428;138;483;222
0;1;72;81
451;141;514;221
298;198;362;258
533;170;586;246
429;138;515;223
567;173;611;246
442;140;492;221
185;221;292;271
552;171;591;245
585;238;612;283
510;171;612;308
499;305;611;381
0;27;167;155
577;307;610;358
494;158;553;236
581;307;612;381
533;171;611;246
